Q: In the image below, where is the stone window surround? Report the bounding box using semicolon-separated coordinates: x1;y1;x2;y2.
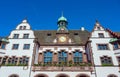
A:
38;49;88;64
96;43;110;50
0;56;29;65
100;55;113;65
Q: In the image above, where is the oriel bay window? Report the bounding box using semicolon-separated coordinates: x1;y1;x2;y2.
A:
100;56;113;66
58;50;67;64
44;51;53;64
73;50;83;64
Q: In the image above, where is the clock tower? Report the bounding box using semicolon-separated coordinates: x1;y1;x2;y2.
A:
55;14;72;44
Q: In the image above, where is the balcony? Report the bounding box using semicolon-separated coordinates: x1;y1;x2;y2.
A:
32;63;93;71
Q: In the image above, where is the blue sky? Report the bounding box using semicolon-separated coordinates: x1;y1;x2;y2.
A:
0;0;120;36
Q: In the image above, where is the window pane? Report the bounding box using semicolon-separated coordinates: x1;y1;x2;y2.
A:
73;51;82;63
98;44;108;50
98;33;104;38
23;44;30;49
12;44;19;49
1;43;6;49
58;51;67;64
13;34;19;39
23;34;29;39
44;51;52;64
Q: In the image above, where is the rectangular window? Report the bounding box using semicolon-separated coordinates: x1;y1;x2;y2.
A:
44;51;52;64
8;57;18;65
23;34;29;39
19;26;22;30
23;26;26;29
97;44;109;50
117;56;120;64
98;33;104;38
58;51;67;64
13;34;19;39
2;57;7;65
12;44;19;50
1;43;6;49
73;51;82;63
0;57;2;63
100;56;113;66
113;43;119;50
23;44;30;49
19;56;29;65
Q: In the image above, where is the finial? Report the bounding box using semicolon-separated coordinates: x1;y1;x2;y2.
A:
22;17;28;23
61;11;64;17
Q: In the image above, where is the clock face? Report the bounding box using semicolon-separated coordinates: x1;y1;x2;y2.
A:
59;36;67;42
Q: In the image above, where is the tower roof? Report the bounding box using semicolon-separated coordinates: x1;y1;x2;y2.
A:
58;16;67;22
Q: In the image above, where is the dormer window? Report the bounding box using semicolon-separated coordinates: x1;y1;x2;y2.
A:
23;26;26;29
74;33;78;35
98;33;104;38
97;27;101;30
47;33;51;36
19;26;22;30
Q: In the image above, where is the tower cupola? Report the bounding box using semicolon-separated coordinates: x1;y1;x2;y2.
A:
57;14;68;33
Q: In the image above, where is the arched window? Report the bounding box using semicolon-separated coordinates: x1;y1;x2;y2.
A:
73;50;82;63
108;74;118;77
9;74;19;77
76;74;90;77
34;74;48;77
44;50;53;64
58;50;67;64
56;73;69;77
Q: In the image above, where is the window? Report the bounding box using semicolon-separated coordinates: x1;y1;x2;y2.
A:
74;33;79;35
2;57;8;65
47;33;51;36
9;74;19;77
23;26;26;29
73;50;82;63
0;57;2;63
8;57;18;65
19;56;29;65
44;51;52;64
23;44;30;49
19;26;22;30
97;27;101;30
58;50;67;64
108;74;117;77
12;44;19;50
1;43;6;49
113;43;119;50
117;56;120;64
100;56;113;65
23;34;29;39
97;44;109;50
13;34;19;39
98;33;104;38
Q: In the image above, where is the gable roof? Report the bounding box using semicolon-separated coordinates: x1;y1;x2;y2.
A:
34;30;90;46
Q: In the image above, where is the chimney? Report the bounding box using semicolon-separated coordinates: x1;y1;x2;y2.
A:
81;27;85;31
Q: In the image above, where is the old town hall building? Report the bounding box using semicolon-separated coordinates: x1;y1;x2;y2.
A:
0;15;120;77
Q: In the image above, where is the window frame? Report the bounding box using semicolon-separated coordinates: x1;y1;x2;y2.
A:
44;50;53;64
73;50;83;63
13;34;19;39
23;34;29;39
12;44;19;50
98;33;104;38
23;44;30;50
100;56;113;66
97;44;109;50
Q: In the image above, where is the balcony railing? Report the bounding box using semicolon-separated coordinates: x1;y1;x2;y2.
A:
32;63;93;71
